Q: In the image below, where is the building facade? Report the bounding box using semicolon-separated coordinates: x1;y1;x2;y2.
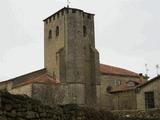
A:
0;7;100;107
136;76;160;110
0;7;159;111
98;64;146;110
44;7;100;106
107;75;160;110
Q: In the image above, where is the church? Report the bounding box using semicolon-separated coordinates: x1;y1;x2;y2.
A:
0;7;160;110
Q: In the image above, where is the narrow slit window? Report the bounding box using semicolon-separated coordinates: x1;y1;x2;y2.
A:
83;26;87;37
48;30;52;39
56;26;59;37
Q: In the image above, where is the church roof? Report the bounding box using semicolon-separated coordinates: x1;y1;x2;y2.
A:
100;64;140;77
110;76;160;93
0;64;141;88
110;84;136;93
109;81;145;93
6;69;59;88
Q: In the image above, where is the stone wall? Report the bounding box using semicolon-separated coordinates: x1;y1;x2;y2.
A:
136;77;160;110
112;109;160;120
44;8;99;106
32;83;57;106
112;90;137;110
44;7;65;78
0;81;12;91
1;91;160;120
9;84;32;97
99;74;141;110
0;91;115;120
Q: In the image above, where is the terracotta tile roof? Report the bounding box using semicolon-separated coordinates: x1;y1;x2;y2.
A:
13;74;60;88
126;80;142;84
110;84;136;93
11;69;46;85
110;81;145;93
100;64;140;77
5;69;60;88
0;63;141;88
137;75;160;88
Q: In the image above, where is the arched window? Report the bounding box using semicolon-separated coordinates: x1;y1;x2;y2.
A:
56;26;59;37
48;30;52;39
83;26;87;37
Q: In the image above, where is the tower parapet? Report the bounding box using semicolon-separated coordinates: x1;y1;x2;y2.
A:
43;7;94;24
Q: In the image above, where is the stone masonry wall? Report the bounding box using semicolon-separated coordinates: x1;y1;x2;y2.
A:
112;109;160;120
1;91;160;120
136;77;160;110
44;8;99;106
99;74;141;110
112;91;137;110
0;91;115;120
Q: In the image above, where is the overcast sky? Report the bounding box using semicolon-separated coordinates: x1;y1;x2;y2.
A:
0;0;160;81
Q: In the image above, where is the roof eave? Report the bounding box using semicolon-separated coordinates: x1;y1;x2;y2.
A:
101;72;140;78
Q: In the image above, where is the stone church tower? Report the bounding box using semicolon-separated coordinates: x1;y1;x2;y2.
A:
44;7;99;106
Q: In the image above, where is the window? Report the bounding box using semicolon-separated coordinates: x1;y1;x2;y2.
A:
145;91;155;109
113;80;121;86
127;81;136;87
48;30;52;39
56;26;59;37
83;26;87;37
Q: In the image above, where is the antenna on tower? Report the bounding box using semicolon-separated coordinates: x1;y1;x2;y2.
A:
156;64;159;76
67;0;70;8
145;64;149;76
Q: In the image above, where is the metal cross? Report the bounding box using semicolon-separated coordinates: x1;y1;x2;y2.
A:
67;0;70;8
156;64;159;76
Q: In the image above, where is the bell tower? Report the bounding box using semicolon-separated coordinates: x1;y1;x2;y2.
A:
44;7;99;106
